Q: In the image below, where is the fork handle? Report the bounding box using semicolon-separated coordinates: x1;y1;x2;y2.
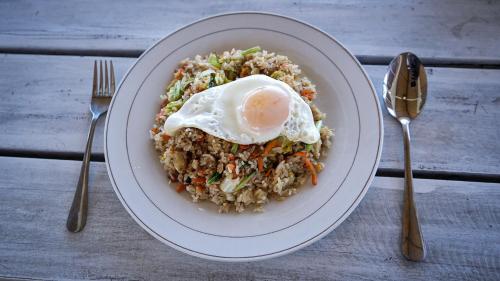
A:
67;115;99;232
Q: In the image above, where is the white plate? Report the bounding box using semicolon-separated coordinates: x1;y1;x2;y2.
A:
105;12;383;261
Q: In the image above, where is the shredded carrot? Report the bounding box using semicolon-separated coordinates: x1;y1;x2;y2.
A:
195;185;205;193
250;149;260;159
161;134;171;141
176;184;185;193
192;177;206;184
257;157;264;172
294;151;307;157
161;99;169;107
300;89;315;100
315;163;322;172
174;68;184;79
303;157;318;185
227;163;235;173
239;144;250;150
265;168;273;177
263;139;281;155
240;67;250;77
150;127;160;135
293;151;318;185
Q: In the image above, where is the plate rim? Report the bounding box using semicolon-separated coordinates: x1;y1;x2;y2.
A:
104;11;384;261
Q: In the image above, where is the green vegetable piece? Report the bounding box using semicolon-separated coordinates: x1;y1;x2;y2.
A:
165;99;184;114
281;137;293;153
214;73;225;85
182;77;194;89
234;172;257;192
165;79;177;91
167;80;182;101
231;143;239;154
208;53;221;68
271;70;284;79
166;100;181;110
241;46;261;56
207;172;222;185
305;144;313;152
208;73;216;88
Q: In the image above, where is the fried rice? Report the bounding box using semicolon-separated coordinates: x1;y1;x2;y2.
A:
150;47;333;213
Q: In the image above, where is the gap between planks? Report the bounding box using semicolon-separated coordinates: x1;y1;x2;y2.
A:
0;276;47;281
0;150;499;184
1;48;500;69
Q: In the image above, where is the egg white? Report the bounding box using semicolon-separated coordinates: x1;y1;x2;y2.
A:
163;74;319;144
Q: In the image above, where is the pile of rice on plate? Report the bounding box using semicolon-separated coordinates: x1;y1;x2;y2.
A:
150;47;333;213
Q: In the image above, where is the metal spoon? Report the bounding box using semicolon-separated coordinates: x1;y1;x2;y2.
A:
383;52;427;261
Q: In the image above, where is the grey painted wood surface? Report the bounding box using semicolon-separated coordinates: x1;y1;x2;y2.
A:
0;54;131;157
1;0;500;60
0;156;499;280
0;1;498;280
1;54;499;175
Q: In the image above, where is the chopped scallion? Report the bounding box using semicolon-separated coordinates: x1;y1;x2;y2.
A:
305;144;313;152
231;143;239;154
208;73;216;88
271;70;284;79
207;172;222;185
241;46;261;56
165;99;185;114
234;172;257;192
208;53;221;68
167;80;182;101
281;137;293;153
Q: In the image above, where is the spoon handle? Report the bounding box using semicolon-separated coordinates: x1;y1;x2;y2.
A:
400;118;426;261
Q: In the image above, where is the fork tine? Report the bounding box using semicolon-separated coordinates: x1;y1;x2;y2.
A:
92;61;97;97
104;61;109;96
110;61;116;96
99;60;103;96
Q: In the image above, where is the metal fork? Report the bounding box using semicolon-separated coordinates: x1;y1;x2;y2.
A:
67;60;115;232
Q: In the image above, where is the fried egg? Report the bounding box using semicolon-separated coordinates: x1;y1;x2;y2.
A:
163;74;320;144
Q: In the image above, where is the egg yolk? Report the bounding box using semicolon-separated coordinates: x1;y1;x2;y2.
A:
241;86;290;133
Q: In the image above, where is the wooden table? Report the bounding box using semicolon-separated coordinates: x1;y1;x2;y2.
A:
1;1;499;280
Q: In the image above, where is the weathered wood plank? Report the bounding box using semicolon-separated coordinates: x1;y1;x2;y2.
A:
0;54;133;159
0;156;499;280
369;65;500;176
0;0;499;60
1;54;499;175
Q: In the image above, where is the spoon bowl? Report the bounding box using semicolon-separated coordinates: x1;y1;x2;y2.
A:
383;52;427;120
